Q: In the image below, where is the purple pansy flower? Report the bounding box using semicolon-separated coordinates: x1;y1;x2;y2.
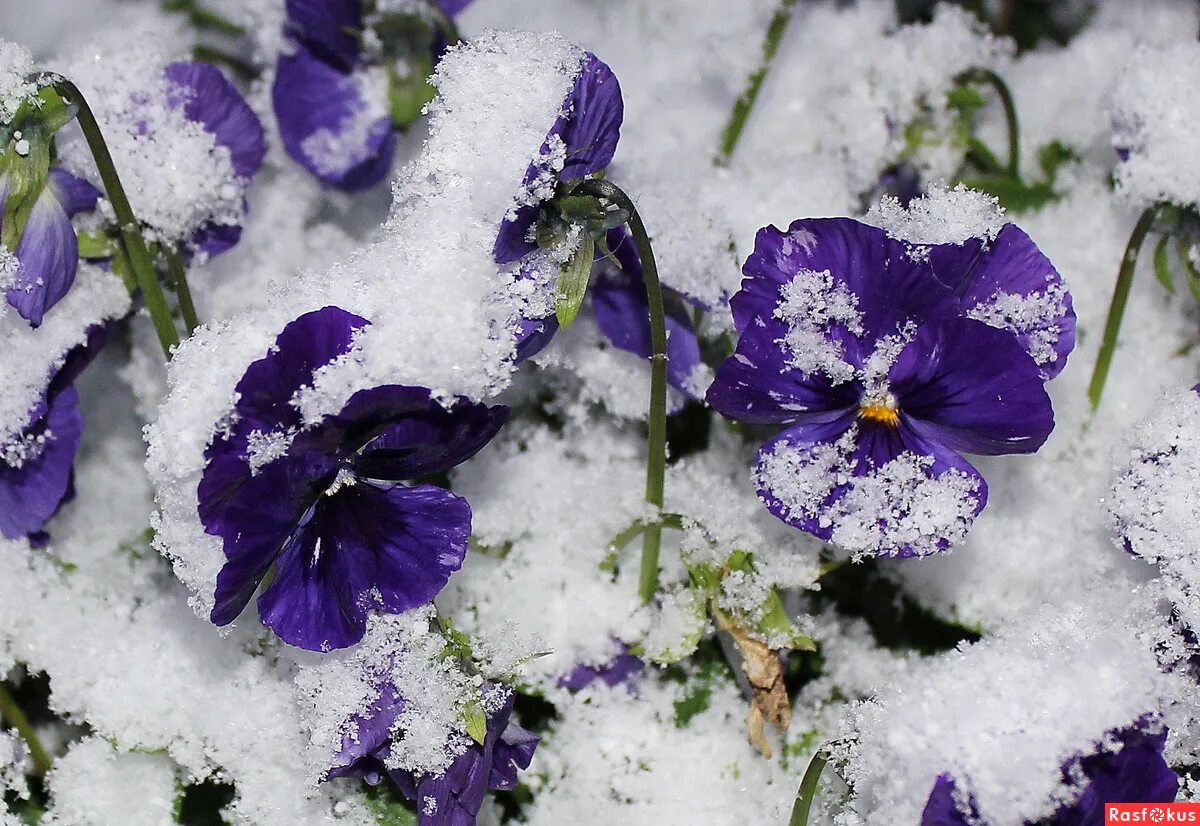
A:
921;724;1178;825
707;218;1067;557
329;682;539;825
163;61;266;258
197;306;507;651
558;644;645;692
273;0;473;191
2;167;100;326
0;323;111;540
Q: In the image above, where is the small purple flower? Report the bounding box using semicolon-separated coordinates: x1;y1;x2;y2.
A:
162;61;266;258
0;323;111;539
273;0;473;191
707;218;1067;557
329;682;539;825
197;306;507;651
921;724;1178;825
2;168;100;326
558;644;645;692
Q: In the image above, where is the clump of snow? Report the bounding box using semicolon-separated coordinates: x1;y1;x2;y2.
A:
1109;387;1200;632
837;599;1176;826
868;182;1005;245
42;738;178;826
295;608;478;782
1109;42;1200;210
758;428;980;559
0;40;36;124
0;262;129;445
298;67;390;180
967;279;1070;373
0;731;29;801
775;268;862;384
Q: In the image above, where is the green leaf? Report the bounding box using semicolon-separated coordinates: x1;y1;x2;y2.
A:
386;55;436;130
554;234;595;327
1179;237;1200;306
363;783;420;826
463;698;488;745
1154;235;1174;293
959;174;1057;213
76;230;120;260
945;84;985;116
1036;140;1079;181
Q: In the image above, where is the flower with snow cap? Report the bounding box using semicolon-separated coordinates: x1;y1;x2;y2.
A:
273;0;474;191
328;680;538;826
706;217;1073;557
198;305;507;651
921;723;1178;825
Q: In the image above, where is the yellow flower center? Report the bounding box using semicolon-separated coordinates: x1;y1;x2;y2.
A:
858;391;900;427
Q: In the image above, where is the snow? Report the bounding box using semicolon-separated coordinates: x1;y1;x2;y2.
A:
0;40;36;125
868;182;1006;245
42;738;178;826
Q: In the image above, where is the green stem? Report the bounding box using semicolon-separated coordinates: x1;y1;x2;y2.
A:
788;751;829;826
715;0;798;166
167;248;200;335
192;45;259;82
0;684;51;777
957;67;1020;178
53;80;180;357
574;179;668;605
162;0;246;35
1087;206;1160;411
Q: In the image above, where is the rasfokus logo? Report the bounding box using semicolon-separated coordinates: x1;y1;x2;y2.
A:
1107;804;1200;823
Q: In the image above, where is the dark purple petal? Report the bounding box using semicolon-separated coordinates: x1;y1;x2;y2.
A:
273;44;396;191
6;187;78;326
733;218;957;341
893;318;1054;457
164;62;267;180
433;0;476;16
920;775;973;826
924;225;1075;379
706;315;860;426
558;647;644;692
284;0;364;71
557;54;623;182
493;203;538;265
230;306;369;441
48;168;100;217
332;386;508;480
513;313;558;362
0;387;83;539
328;681;405;779
756;419;986;556
257;482;470;650
592;228;705;400
188;219;243;261
1054;726;1178;825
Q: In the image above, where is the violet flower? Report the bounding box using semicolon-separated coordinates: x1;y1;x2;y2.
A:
0;323;111;540
329;682;538;826
558;644;645;692
706;218;1073;557
273;0;473;191
162;61;266;259
2;167;99;326
197;306;507;651
921;725;1178;825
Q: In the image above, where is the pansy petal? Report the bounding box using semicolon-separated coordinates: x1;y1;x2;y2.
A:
284;0;364;71
188;219;243;261
231;305;369;439
1062;726;1178;822
258;482;470;650
273;45;396;191
0;387;82;539
707;314;859;425
330;682;405;776
894;318;1054;457
514;313;558;362
48;168;100;217
733;218;956;340
920;775;973;826
756;420;986;557
164;62;267;180
558;53;623;181
328;385;508;479
6;187;78;326
493;203;538;265
434;0;476;15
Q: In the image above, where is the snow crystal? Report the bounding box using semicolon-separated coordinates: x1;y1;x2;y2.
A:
0;732;29;800
837;599;1176;826
967;280;1069;371
774;268;862;384
1110;387;1200;632
0;40;36;124
1109;42;1200;209
42;738;178;826
868;182;1005;245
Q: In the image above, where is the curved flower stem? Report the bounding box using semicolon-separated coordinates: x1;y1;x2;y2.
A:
166;247;200;335
53;80;180;357
715;0;798;166
1087;206;1160;411
957;67;1020;179
788;751;829;826
574;179;668;604
0;684;51;777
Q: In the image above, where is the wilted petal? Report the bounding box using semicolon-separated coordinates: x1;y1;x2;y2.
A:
6;187;79;326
